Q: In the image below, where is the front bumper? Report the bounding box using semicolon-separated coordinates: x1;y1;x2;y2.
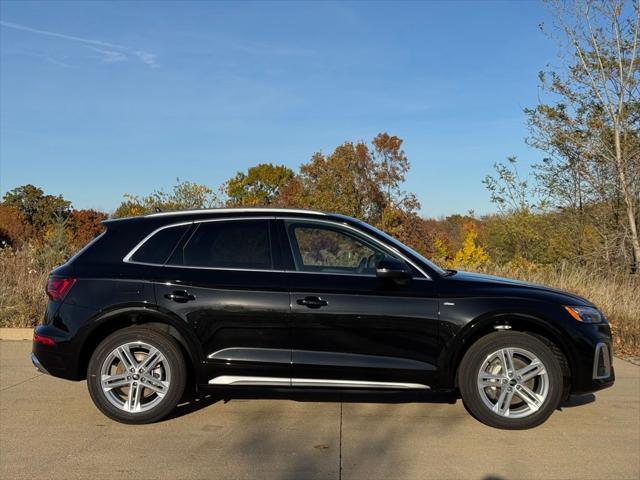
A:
569;326;615;393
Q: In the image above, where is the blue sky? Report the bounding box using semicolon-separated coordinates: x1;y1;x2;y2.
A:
0;0;557;217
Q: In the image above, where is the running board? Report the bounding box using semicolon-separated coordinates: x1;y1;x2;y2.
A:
208;376;430;389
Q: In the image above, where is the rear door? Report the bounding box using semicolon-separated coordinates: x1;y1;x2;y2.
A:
152;218;292;386
278;218;440;389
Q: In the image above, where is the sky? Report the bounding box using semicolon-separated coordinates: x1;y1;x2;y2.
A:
0;0;558;218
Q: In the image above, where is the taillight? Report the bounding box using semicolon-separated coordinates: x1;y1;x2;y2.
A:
46;277;76;301
33;332;56;346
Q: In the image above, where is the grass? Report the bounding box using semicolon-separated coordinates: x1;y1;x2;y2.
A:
1;245;638;356
0;245;50;328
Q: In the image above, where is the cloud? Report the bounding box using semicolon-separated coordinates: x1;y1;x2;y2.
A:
86;46;128;63
0;20;158;67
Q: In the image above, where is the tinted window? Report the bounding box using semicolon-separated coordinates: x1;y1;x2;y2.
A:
130;224;189;264
286;222;391;274
175;220;272;269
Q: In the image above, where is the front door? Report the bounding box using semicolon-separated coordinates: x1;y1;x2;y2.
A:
279;219;440;389
155;218;292;386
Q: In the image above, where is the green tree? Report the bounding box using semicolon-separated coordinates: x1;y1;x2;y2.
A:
225;163;294;207
113;179;220;218
528;0;640;271
2;184;71;231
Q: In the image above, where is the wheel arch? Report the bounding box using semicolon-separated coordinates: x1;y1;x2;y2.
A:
77;306;202;383
447;312;574;392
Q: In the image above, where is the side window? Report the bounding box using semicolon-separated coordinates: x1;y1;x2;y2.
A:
129;224;189;265
286;222;392;274
172;220;272;270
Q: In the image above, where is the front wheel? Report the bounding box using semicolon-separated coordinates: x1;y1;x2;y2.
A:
458;331;564;429
87;326;187;424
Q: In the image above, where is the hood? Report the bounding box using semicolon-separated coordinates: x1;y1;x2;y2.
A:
447;270;593;306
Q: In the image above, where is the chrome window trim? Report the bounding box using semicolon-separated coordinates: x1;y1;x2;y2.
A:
279;217;431;280
123;216;275;266
123;215;432;280
123;221;194;264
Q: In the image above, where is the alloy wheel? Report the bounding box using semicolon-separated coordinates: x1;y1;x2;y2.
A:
100;341;171;413
476;347;549;419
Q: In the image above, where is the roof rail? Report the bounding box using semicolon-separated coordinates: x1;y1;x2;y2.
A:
144;207;327;218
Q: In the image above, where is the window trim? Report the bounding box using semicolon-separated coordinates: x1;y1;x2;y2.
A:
285;221;395;275
123;217;278;271
278;217;431;280
123;216;431;280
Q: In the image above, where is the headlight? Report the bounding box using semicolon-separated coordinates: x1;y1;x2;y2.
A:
564;305;603;323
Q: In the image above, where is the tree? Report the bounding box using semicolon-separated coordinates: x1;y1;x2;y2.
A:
287;142;384;221
113;179;220;218
528;0;640;271
2;184;71;231
452;227;489;270
225;164;294;206
0;205;35;248
66;209;107;249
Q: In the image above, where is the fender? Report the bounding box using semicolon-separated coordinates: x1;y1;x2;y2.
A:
75;303;205;380
439;309;576;388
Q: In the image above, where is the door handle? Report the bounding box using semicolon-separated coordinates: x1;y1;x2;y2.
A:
296;296;328;309
164;290;196;303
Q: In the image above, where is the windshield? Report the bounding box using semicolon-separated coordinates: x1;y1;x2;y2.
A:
357;221;448;277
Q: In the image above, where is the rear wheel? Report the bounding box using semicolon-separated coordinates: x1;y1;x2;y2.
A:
87;326;186;424
458;331;563;429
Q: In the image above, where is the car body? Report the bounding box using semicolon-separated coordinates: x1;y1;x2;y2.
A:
32;208;614;428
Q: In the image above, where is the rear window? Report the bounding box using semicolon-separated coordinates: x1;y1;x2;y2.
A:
129;224;190;265
170;220;272;270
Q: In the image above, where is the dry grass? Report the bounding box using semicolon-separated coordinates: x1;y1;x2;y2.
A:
478;263;640;357
1;245;638;356
0;245;50;328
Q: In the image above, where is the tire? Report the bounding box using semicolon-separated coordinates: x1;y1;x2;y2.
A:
458;331;563;429
87;326;187;424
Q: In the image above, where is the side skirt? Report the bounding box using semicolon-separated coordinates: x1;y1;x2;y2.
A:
209;375;430;389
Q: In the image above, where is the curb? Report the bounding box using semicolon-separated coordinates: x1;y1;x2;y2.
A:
0;328;34;341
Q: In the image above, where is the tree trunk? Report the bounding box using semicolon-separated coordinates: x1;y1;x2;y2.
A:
614;128;640;273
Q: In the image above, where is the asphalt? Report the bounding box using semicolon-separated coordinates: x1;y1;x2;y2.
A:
1;341;638;480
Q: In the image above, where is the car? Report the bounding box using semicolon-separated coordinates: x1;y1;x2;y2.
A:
31;208;614;429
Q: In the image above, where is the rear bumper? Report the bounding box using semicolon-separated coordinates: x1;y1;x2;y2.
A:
32;325;82;380
31;352;50;375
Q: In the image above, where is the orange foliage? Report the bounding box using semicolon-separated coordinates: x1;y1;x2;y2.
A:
0;205;35;248
66;209;107;249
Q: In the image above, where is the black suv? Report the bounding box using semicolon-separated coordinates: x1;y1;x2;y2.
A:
32;208;614;429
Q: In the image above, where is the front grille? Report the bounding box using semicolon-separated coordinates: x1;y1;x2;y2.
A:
592;343;612;380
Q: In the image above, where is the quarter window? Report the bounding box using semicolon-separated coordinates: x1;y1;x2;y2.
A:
173;220;272;270
286;222;393;275
130;224;189;265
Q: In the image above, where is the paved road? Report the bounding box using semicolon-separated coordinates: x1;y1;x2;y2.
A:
1;341;639;480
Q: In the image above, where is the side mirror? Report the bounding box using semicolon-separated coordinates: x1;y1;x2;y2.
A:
375;257;412;284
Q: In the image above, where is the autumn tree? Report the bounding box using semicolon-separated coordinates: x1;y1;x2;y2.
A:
225;163;294;207
66;209;107;249
0;205;35;248
113;179;220;218
528;0;640;271
2;184;71;231
275;133;422;249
